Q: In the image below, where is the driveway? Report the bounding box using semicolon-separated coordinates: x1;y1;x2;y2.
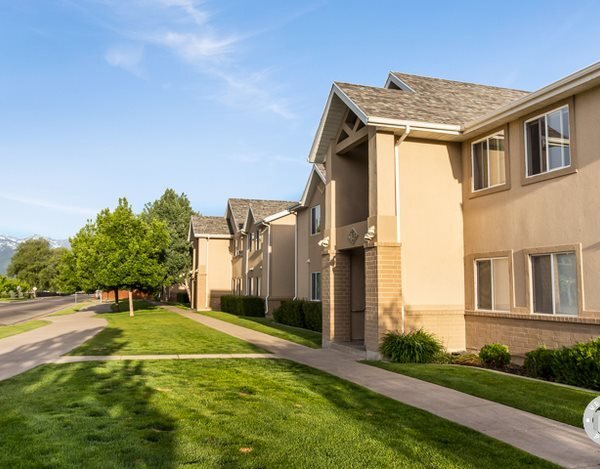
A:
0;295;94;325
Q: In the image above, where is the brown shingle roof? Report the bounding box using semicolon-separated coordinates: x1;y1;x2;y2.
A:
335;73;530;126
190;215;231;236
228;198;297;229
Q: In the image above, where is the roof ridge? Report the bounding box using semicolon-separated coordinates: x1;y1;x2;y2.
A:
392;71;531;94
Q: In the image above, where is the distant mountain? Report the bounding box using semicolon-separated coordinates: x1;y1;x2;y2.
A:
0;235;70;275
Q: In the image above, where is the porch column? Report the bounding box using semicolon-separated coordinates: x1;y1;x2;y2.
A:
364;129;403;358
322;250;351;345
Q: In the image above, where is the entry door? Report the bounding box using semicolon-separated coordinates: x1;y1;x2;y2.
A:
350;248;365;341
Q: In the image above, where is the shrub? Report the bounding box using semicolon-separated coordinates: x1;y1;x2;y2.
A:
452;353;483;367
524;346;556;380
380;329;444;363
220;295;265;317
479;343;511;368
176;292;189;304
273;300;305;328
302;301;322;332
552;339;600;390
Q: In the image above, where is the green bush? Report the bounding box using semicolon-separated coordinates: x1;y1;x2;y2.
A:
552;339;600;390
379;329;444;363
451;353;482;367
273;300;304;328
176;292;189;304
220;295;265;317
524;346;556;380
479;343;511;368
302;302;322;332
272;300;323;332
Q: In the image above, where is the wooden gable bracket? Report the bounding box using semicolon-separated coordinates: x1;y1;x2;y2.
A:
335;109;368;155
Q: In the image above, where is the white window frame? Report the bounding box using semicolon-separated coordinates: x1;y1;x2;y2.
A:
529;251;578;316
471;131;506;192
524;105;571;178
310;272;321;301
256;276;261;296
474;257;509;312
310;205;321;235
256;231;261;251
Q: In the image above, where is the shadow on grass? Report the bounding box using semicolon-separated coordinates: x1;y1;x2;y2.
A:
0;359;177;468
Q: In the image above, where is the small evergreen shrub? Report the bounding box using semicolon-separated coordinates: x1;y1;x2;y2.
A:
552;339;600;390
380;329;444;363
273;300;305;328
220;295;265;317
176;292;189;304
524;346;556;380
452;353;483;367
479;343;511;368
302;302;322;332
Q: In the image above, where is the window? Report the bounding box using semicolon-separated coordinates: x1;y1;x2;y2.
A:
310;205;321;235
525;106;571;177
311;272;321;301
256;277;261;296
248;233;253;251
248;277;254;295
472;132;506;191
475;258;510;311
531;252;577;315
256;232;261;251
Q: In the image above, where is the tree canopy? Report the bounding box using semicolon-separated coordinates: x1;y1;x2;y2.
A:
7;239;66;291
142;189;197;300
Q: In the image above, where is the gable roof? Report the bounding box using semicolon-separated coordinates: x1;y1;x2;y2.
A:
308;74;529;163
189;215;231;238
227;198;297;232
294;164;326;210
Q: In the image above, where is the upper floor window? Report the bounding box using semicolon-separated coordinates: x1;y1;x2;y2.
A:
525;106;570;177
311;205;321;235
248;233;253;251
531;251;577;315
256;232;261;251
475;257;510;311
472;132;506;191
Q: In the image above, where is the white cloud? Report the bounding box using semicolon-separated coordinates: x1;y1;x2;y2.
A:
157;0;209;25
105;44;144;76
152;31;238;62
0;193;98;216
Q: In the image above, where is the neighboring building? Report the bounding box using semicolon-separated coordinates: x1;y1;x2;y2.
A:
290;164;326;304
189;199;297;313
188;215;232;310
308;62;600;359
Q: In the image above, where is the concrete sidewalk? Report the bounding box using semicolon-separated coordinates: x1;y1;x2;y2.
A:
0;305;108;381
172;307;600;469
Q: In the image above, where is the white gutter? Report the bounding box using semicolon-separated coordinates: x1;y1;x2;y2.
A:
205;237;210;309
394;126;411;334
265;223;272;313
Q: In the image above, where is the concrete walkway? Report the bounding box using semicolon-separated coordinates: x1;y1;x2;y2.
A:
171;307;600;469
54;353;276;363
0;305;108;381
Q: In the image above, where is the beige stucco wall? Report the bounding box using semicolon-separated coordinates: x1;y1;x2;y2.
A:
462;87;600;352
297;178;325;300
269;213;296;301
192;236;232;310
399;138;466;351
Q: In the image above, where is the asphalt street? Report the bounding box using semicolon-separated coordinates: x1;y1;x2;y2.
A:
0;295;93;325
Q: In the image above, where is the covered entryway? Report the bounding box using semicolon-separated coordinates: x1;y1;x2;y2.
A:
350;248;365;342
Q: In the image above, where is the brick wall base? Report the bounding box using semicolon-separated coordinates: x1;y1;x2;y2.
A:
465;312;600;358
405;309;465;352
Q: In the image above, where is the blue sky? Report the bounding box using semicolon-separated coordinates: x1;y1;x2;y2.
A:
2;0;600;239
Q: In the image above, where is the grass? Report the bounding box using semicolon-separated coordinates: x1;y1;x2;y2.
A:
0;359;555;468
364;361;596;428
200;310;322;348
70;303;264;355
0;320;50;340
48;300;98;317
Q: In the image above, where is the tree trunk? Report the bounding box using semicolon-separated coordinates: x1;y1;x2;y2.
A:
183;276;192;308
114;288;120;311
128;289;134;317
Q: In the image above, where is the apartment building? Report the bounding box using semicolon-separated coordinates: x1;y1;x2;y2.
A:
308;62;600;358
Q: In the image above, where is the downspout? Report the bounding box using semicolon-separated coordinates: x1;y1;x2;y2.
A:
395;125;411;333
293;212;298;299
264;223;272;314
205;237;210;309
243;232;249;295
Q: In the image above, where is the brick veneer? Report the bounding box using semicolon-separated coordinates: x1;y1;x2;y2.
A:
404;310;465;352
322;251;352;345
365;244;402;357
465;312;600;358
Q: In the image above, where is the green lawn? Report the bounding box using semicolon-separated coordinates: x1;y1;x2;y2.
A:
48;300;98;317
200;310;322;348
0;320;50;340
0;359;554;468
70;304;264;355
364;361;595;428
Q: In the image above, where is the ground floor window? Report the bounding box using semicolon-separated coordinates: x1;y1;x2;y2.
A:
311;272;321;301
256;277;261;297
475;257;510;311
531;252;577;315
